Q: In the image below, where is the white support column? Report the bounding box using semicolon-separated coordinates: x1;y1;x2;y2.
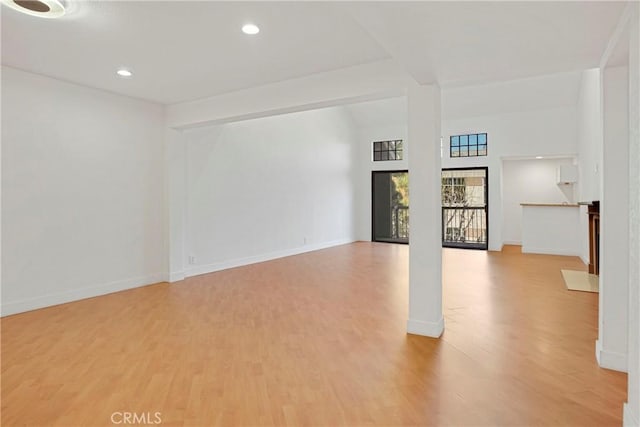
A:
597;66;630;373
166;127;187;282
407;84;444;338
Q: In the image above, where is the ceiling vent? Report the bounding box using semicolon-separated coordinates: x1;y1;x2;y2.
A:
1;0;66;18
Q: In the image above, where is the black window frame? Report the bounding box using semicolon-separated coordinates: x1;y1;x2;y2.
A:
373;139;403;162
450;133;487;158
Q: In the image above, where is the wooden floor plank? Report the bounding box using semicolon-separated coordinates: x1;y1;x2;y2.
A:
1;243;627;426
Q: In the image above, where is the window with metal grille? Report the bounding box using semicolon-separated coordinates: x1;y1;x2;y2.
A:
450;133;487;157
373;140;403;161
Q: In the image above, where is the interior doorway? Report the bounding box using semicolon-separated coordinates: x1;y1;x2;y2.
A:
441;167;488;250
372;170;409;244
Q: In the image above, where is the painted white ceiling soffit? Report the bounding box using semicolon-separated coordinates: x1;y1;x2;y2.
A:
166;59;412;129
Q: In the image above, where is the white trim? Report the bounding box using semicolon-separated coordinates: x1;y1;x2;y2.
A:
521;247;581;257
600;2;635;69
580;254;590;265
1;273;167;317
407;317;445;338
489;243;504;252
596;339;628;372
185;238;356;278
502;240;522;246
624;403;640;427
169;271;186;283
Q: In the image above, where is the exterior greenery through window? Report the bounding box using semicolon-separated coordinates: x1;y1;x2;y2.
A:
441;168;488;250
450;133;487;157
373;140;403;161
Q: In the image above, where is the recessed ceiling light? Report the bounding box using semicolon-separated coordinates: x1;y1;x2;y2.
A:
1;0;65;18
535;156;544;159
117;68;133;78
242;24;260;35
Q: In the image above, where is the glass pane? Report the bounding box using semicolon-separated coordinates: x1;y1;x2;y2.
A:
478;145;487;156
389;151;396;160
396;140;403;150
478;134;487;144
382;151;389;160
373;171;409;243
469;148;478;156
388;141;396;150
460;146;469;156
396;149;403;160
374;151;382;161
382;141;389;150
460;135;469;146
451;136;459;147
469;134;478;146
373;142;381;152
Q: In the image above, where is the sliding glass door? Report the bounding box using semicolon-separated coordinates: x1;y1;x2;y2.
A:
442;167;488;250
372;171;409;244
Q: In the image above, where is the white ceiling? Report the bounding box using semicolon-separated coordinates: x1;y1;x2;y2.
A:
1;1;627;105
342;1;627;88
1;1;390;104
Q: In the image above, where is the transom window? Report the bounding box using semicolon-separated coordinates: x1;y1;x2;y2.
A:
450;133;487;157
373;140;403;161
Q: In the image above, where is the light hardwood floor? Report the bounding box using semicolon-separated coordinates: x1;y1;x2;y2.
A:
1;243;627;426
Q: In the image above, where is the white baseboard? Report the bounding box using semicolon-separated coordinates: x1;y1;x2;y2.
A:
522;246;581;257
502;240;522;246
624;402;640;427
580;254;590;265
169;270;186;283
186;238;356;278
595;339;628;372
407;317;444;338
1;272;168;317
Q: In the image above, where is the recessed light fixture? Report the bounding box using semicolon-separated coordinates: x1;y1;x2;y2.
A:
242;23;260;35
116;68;133;78
535;156;544;159
1;0;66;18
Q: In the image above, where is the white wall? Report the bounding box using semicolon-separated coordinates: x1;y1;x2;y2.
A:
347;94;580;251
1;67;166;315
624;5;639;425
354;123;408;241
442;106;578;250
502;158;576;244
577;68;602;264
181;107;358;276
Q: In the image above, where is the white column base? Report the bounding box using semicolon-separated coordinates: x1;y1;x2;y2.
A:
407;317;444;338
596;339;628;372
169;271;186;283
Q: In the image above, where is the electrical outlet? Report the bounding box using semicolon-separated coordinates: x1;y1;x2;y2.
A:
303;237;307;245
188;255;196;265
